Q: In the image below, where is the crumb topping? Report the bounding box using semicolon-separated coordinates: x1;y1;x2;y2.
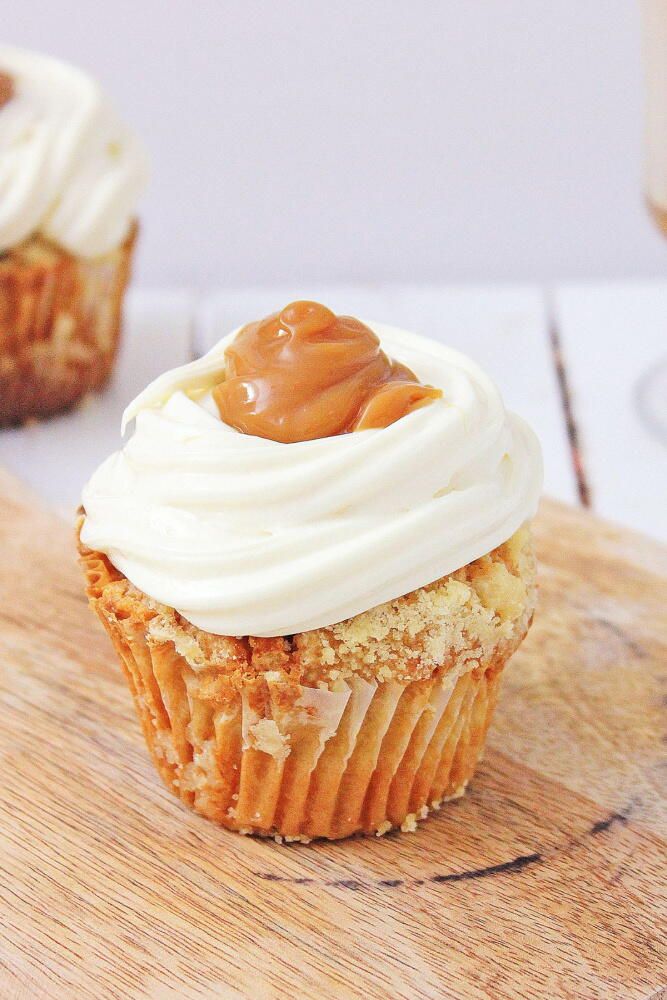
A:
79;522;536;691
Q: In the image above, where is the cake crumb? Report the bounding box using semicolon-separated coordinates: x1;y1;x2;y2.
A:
246;719;291;761
401;813;418;833
444;782;468;802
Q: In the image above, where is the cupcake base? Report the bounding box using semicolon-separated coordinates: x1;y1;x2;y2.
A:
131;648;500;842
0;225;137;426
79;526;535;841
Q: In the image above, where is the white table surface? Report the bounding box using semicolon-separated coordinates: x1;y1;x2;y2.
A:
1;283;665;542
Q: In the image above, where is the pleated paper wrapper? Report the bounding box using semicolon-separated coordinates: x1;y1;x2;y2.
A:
81;545;508;842
0;224;136;425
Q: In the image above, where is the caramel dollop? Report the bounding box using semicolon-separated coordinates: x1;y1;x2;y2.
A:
213;301;442;443
0;71;14;109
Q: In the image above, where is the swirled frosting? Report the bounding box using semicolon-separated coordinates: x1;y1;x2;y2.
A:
0;47;148;257
81;321;543;637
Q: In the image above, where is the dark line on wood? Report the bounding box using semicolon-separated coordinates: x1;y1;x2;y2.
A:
255;851;542;891
590;810;629;835
590;616;648;660
549;311;592;507
567;599;648;659
253;800;638;892
430;852;542;884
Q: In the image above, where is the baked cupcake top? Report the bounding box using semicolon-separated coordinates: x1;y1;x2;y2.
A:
0;47;148;258
81;302;543;637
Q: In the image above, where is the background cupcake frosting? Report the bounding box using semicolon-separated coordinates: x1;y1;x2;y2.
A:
81;321;543;636
0;46;148;257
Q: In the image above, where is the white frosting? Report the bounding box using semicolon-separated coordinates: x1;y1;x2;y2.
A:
0;47;148;257
81;322;543;637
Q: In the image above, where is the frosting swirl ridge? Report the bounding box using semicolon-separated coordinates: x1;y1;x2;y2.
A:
81;321;543;636
0;47;148;257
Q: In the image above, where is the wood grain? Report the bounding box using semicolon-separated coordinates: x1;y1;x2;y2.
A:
0;470;665;1000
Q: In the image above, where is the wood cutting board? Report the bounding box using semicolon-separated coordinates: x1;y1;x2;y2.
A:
0;469;665;1000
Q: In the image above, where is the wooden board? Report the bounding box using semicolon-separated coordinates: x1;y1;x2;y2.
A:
0;469;665;1000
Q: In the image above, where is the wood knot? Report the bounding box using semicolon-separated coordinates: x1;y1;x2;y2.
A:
0;70;14;109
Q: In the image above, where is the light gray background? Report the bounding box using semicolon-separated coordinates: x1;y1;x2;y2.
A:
5;0;665;287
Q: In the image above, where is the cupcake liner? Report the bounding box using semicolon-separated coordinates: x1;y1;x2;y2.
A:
0;224;137;425
81;546;512;841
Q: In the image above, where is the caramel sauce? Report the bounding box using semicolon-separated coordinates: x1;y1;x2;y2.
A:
213;301;442;443
0;71;14;109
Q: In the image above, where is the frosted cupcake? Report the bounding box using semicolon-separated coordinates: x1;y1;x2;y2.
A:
0;47;148;425
78;301;542;841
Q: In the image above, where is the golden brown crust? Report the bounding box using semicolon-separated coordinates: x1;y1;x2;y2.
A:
78;522;536;690
0;224;137;425
77;520;536;840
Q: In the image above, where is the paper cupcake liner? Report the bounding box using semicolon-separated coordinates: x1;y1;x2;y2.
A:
81;549;510;841
0;224;137;425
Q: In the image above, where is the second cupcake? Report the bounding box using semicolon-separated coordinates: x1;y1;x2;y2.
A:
0;46;148;425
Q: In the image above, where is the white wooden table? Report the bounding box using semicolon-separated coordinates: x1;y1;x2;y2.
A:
2;284;665;541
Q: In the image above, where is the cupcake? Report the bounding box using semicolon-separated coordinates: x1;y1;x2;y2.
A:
78;301;542;841
0;47;148;425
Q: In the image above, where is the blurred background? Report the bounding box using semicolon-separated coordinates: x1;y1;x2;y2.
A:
5;0;663;288
2;0;666;543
